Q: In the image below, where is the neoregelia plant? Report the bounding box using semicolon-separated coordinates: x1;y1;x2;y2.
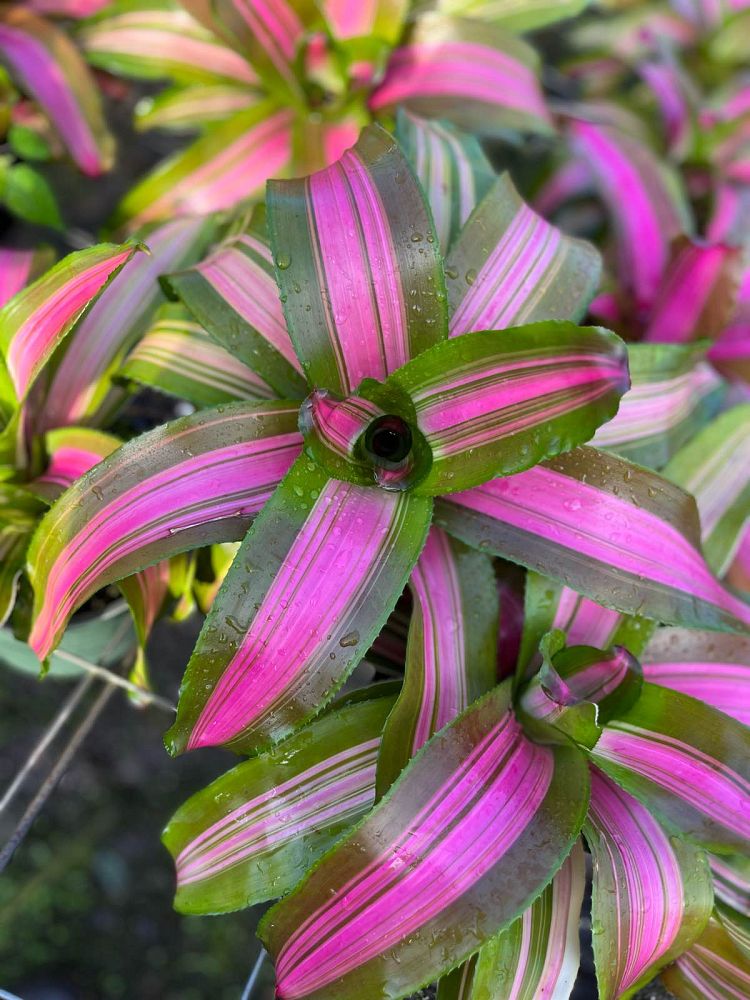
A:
19;123;750;997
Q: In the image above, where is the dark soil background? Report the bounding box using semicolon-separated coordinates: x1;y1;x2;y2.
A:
0;81;678;1000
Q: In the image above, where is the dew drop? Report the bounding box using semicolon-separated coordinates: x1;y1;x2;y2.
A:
339;630;360;648
276;252;291;270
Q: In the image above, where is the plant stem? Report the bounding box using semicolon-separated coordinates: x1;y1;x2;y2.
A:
53;649;176;712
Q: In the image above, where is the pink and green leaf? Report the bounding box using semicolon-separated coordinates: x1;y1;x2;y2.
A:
370;14;553;137
436;445;750;633
0;247;52;309
118;302;274;408
79;4;258;85
267;124;448;396
166;456;432;755
322;0;408;45
435;0;592;33
591;682;750;853
710;853;750;916
164;224;307;399
134;82;256;132
260;683;589;1000
42;216;214;430
0;484;46;627
0;6;114;176
376;526;498;795
438;841;586;1000
586;769;713;1000
32;425;120;501
112;104;293;232
661;913;750;1000
163;690;397;914
591;342;725;468
664;406;750;578
394;110;495;253
643;627;750;727
446;174;601;337
387;322;629;495
0;242;139;403
27;401;302;661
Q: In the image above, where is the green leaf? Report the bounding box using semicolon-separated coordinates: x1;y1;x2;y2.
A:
1;164;62;229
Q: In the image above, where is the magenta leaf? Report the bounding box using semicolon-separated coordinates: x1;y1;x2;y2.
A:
661;913;750;1000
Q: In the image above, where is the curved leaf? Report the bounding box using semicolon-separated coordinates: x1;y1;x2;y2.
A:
0;6;114;175
661;914;750;1000
395;110;495;253
27;401;302;660
710;853;750;916
119;302;274;407
164;691;397;914
436;0;592;34
164;227;306;399
167;456;432;755
267;124;448;396
591;343;724;469
586;769;713;1000
436;446;750;633
643;627;750;726
370;14;553;137
0;243;138;403
322;0;408;44
591;682;750;853
376;526;498;794
389;323;628;495
447;175;601;337
32;425;120;501
260;684;589;1000
0;247;51;309
134;82;255;132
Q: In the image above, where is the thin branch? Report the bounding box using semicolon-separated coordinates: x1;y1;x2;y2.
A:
0;683;116;874
53;649;176;713
240;947;268;1000
0;675;94;815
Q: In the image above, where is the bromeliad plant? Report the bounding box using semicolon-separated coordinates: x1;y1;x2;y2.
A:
73;0;565;230
23;124;750;997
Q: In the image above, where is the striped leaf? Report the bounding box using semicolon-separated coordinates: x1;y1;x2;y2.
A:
710;314;750;384
376;527;498;794
644;240;743;344
387;322;629;495
661;913;750;1000
32;425;120;501
591;682;750;853
167;456;432;756
586;770;713;1000
591;343;725;468
112;105;293;232
0;243;139;404
0;6;114;175
446;175;601;337
435;0;592;33
435;446;750;633
438;841;585;1000
260;684;589;1000
0;247;52;308
79;4;257;85
164;227;306;399
711;853;750;916
322;0;408;44
42;216;215;430
267;124;448;397
370;14;553;137
0;485;46;627
27;0;109;14
119;302;273;407
164;691;397;914
566;116;689;310
134;83;255;132
27;401;302;661
395;110;495;253
664;406;750;577
643;627;750;727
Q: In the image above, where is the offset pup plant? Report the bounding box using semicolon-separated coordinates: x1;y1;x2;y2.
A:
22;124;750;997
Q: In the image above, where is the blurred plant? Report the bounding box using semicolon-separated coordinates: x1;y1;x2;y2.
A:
20;123;750;997
71;0;584;230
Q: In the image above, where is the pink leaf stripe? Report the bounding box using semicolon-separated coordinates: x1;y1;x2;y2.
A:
567;118;687;310
644;242;742;343
27;403;301;660
661;915;750;1000
323;0;407;42
447;175;601;337
370;15;552;136
299;390;383;464
0;8;113;175
552;588;624;649
643;628;750;726
43;218;211;430
215;0;304;86
26;1;109;15
34;427;119;498
261;687;587;1000
0;244;138;401
267;125;447;397
586;770;712;1000
710;854;750;915
183;477;428;752
0;249;35;308
638;59;691;154
437;447;750;632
